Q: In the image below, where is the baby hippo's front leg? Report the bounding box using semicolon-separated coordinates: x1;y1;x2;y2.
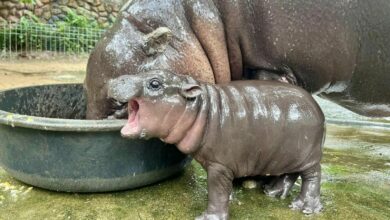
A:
196;163;234;220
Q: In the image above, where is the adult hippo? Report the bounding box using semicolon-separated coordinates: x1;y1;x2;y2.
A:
85;0;390;119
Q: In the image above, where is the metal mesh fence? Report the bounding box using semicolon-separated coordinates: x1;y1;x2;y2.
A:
0;22;105;59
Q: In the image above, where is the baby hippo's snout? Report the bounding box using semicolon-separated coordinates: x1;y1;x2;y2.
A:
107;75;144;120
107;75;142;103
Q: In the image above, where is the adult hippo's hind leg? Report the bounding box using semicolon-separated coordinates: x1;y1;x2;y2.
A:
263;173;299;199
289;164;322;214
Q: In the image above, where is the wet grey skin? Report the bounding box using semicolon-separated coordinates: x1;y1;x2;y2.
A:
86;0;390;120
107;70;325;220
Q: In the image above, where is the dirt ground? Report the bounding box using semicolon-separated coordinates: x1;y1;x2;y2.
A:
0;58;87;90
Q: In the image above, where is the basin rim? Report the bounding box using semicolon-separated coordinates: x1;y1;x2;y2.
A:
0;84;126;132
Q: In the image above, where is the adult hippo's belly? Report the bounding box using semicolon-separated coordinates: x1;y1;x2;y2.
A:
85;0;390;119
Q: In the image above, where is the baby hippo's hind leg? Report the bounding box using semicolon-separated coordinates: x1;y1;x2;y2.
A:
263;173;299;199
289;164;322;214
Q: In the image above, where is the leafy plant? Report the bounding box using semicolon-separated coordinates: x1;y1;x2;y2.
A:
19;0;36;4
56;8;100;29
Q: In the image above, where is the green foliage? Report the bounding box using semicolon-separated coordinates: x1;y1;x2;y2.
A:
56;8;100;29
0;9;105;55
19;0;36;4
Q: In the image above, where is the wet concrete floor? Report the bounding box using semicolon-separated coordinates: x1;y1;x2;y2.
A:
0;124;389;220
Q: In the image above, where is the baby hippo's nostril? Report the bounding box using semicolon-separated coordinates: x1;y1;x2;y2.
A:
107;99;129;119
114;100;126;108
113;105;129;119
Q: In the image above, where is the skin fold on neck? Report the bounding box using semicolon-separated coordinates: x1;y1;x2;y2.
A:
162;87;210;154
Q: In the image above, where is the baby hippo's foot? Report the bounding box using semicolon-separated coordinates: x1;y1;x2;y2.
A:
195;212;228;220
289;196;323;214
263;174;298;199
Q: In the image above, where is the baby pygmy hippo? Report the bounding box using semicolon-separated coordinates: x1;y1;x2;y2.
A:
108;70;325;220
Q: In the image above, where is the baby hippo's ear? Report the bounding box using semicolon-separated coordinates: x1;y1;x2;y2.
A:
180;83;203;99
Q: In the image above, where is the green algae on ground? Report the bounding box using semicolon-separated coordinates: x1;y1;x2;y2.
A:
325;124;390;158
0;125;389;219
322;149;390;175
326;124;390;145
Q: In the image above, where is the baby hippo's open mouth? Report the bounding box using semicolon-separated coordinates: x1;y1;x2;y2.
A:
121;100;141;138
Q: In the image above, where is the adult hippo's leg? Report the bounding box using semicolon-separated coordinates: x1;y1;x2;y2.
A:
245;66;301;86
289;164;322;214
263;173;299;199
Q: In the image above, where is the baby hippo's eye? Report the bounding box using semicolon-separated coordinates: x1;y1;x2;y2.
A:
148;78;162;91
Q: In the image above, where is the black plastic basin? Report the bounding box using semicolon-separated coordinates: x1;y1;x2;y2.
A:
0;84;189;192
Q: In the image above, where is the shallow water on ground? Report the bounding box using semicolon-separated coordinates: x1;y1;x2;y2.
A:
315;97;390;124
0;124;389;220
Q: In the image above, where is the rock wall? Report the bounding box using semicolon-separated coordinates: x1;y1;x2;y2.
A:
0;0;126;27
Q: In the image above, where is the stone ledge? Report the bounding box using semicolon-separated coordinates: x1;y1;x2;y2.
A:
0;0;123;27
